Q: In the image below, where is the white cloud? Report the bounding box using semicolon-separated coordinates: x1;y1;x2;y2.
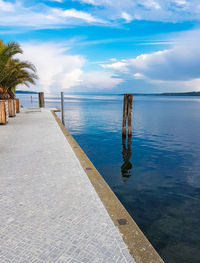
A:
133;73;145;79
80;71;124;89
82;0;160;10
141;0;161;10
121;12;133;22
173;0;187;6
78;0;200;22
18;42;123;93
109;58;117;62
0;0;14;11
48;0;63;2
101;61;128;72
52;8;104;23
101;30;200;89
20;42;85;93
0;0;199;28
0;1;104;28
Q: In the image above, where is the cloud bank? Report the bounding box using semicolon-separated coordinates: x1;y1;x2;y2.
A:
21;42;85;93
78;0;200;22
0;0;200;29
0;1;104;28
101;30;200;90
19;42;122;93
18;30;200;93
80;71;123;89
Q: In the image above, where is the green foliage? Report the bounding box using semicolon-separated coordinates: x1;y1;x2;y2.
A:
0;40;38;95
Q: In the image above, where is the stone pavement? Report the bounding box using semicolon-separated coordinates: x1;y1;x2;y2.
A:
0;109;135;263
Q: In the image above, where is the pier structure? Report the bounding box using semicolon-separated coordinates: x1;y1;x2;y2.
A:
0;108;163;263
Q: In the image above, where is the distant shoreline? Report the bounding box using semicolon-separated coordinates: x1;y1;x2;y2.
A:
156;91;200;96
130;91;200;96
16;90;38;94
16;90;200;96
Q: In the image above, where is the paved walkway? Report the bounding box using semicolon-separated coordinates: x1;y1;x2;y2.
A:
0;109;134;263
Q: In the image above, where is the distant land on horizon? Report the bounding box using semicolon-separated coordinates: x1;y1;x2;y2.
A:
16;90;200;96
157;91;200;96
16;90;38;94
131;91;200;96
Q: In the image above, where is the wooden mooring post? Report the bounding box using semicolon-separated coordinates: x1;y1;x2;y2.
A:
122;94;133;137
38;92;45;108
61;92;65;126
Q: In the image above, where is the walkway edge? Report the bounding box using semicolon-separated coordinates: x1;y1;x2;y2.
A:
51;109;164;263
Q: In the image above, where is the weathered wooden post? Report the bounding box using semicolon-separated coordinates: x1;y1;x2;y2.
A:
38;92;45;108
122;94;133;137
61;92;65;126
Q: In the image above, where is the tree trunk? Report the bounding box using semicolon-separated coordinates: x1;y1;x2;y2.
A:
0;100;9;124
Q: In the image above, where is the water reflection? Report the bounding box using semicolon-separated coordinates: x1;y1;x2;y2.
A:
121;136;132;182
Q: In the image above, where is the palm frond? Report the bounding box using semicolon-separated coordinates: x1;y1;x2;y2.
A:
0;39;38;93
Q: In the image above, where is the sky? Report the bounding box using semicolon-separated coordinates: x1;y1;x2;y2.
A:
1;0;200;94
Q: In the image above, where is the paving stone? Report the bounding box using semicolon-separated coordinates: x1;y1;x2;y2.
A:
0;109;135;263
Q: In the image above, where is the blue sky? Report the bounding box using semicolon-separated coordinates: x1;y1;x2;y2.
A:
1;0;200;93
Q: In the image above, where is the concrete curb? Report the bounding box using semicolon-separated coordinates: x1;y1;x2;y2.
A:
51;109;164;263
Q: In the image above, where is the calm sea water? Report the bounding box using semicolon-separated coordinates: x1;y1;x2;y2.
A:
18;93;200;263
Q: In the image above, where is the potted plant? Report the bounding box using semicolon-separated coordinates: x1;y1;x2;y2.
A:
0;40;37;120
0;87;9;124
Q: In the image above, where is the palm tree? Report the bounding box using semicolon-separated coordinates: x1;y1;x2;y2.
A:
0;40;37;100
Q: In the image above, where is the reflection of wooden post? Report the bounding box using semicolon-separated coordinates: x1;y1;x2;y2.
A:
122;94;133;137
121;134;132;182
38;92;45;108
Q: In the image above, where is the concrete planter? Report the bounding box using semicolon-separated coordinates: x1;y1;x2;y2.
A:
0;100;9;124
8;99;16;117
15;98;20;113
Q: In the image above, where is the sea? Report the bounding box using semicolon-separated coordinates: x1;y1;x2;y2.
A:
18;93;200;263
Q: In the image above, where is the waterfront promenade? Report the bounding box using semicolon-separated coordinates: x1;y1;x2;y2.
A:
0;108;163;263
